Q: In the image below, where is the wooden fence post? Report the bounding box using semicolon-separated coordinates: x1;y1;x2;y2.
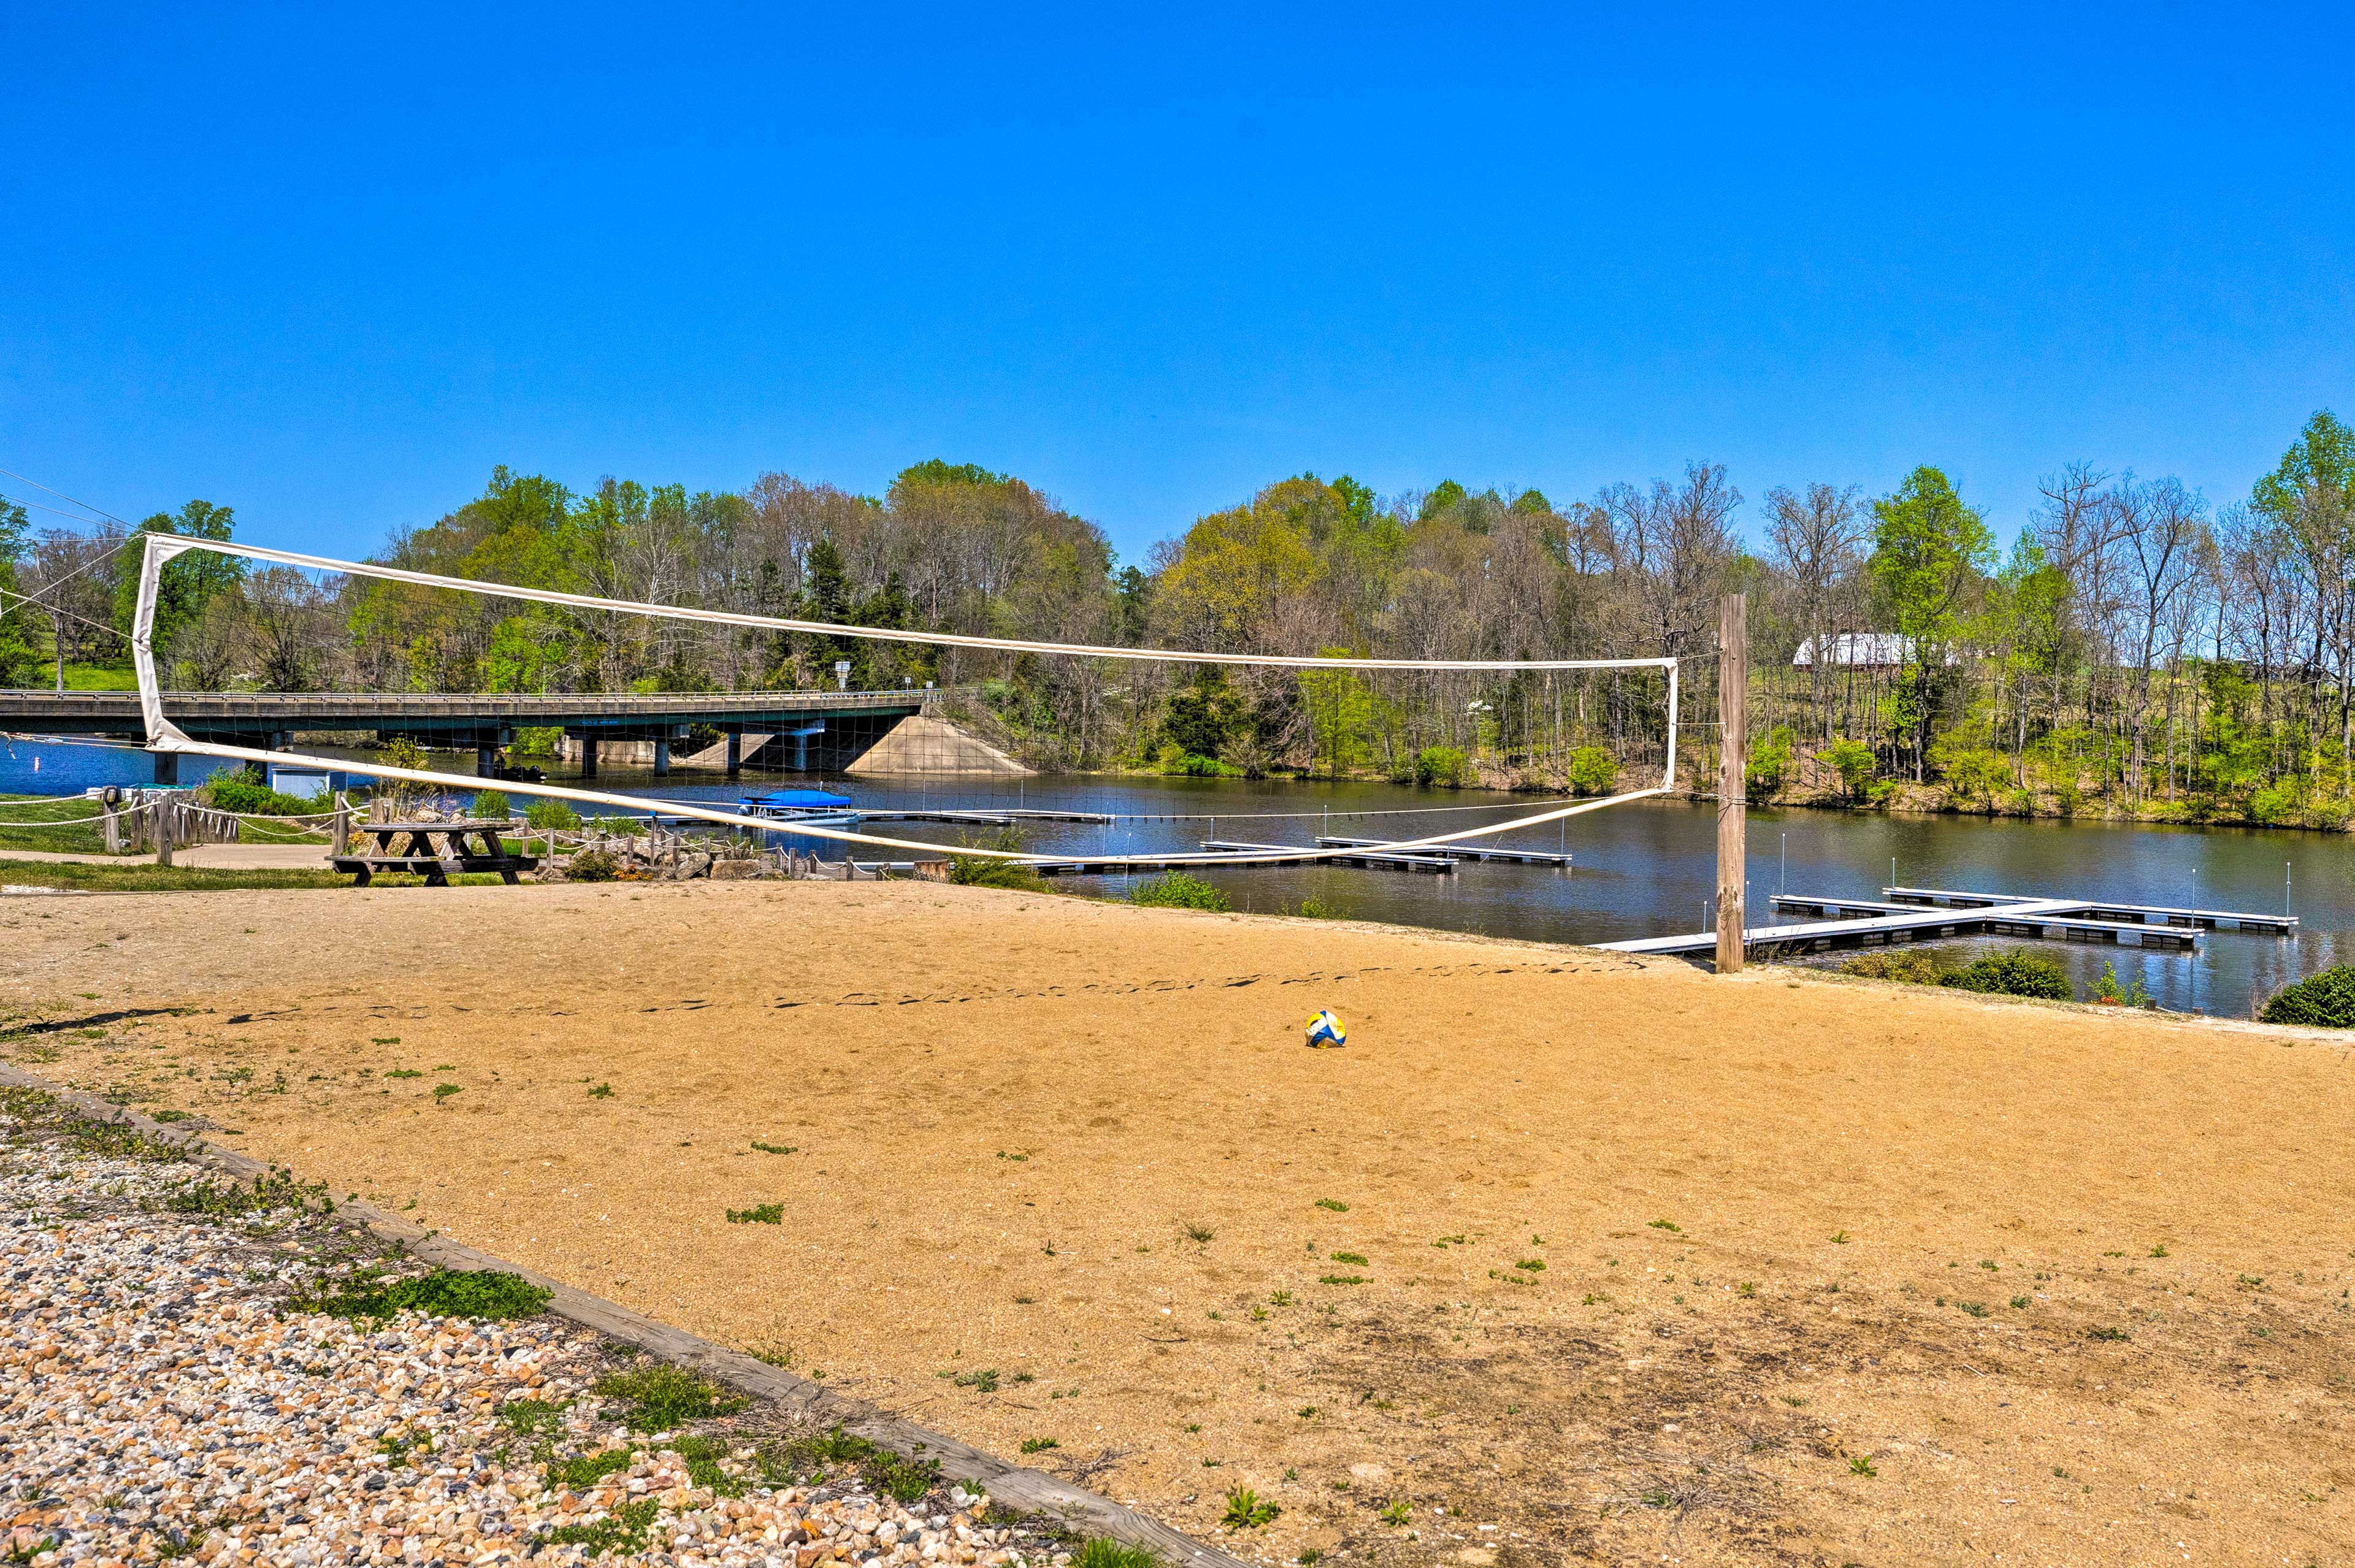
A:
155;800;177;868
333;794;351;856
102;807;121;855
1716;592;1747;975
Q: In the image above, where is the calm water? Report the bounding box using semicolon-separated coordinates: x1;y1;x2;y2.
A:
8;737;2346;1019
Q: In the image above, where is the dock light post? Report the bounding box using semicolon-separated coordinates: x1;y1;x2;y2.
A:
834;659;851;692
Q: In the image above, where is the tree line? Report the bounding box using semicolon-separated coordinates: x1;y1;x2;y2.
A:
4;410;2352;823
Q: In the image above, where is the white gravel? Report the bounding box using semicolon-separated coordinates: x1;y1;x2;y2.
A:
1;1097;1081;1568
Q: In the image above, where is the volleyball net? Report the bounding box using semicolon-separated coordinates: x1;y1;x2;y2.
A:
127;535;1680;866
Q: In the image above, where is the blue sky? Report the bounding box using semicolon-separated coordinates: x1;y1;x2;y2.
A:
3;5;2349;564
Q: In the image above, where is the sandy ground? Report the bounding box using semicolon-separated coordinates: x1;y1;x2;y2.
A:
4;880;2353;1567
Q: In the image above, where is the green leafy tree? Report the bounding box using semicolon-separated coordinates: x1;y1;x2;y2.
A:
1746;725;1795;802
1869;467;1994;779
1823;737;1876;801
0;494;40;686
1298;651;1374;778
1419;480;1468;521
1162;668;1244;757
113;500;243;661
2251;410;2354;527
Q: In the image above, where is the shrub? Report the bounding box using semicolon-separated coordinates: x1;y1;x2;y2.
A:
1413;745;1469;788
524;798;581;832
1565;746;1618;797
949;827;1046;890
1839;949;1948;985
469;789;510;820
511;725;563;756
2258;965;2355;1027
1161;750;1236;777
1128;872;1231;912
198;765;324;817
565;848;621;882
1938;949;2072;1001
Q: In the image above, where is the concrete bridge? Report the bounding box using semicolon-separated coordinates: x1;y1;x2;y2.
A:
0;687;935;782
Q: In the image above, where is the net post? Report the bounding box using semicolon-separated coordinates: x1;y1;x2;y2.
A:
1715;594;1747;974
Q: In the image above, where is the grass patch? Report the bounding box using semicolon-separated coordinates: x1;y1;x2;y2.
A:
159;1168;327;1219
1020;1437;1060;1454
1314;1198;1349;1212
1318;1274;1369;1286
544;1498;661;1555
294;1268;551;1323
1329;1251;1368;1266
594;1364;749;1431
432;1083;463;1101
0;862;381;893
1127;872;1230;912
727;1203;784;1225
939;1366;1001;1392
1222;1486;1279;1529
1072;1540;1161;1568
750;1140;796;1154
497;1398;570;1438
384;1069;423;1079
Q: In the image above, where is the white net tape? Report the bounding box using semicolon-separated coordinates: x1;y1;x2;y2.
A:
130;537;1679;865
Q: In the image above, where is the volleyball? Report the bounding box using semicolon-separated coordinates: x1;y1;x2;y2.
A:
1305;1010;1346;1049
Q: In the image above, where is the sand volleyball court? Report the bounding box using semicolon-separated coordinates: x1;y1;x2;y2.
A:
6;880;2352;1565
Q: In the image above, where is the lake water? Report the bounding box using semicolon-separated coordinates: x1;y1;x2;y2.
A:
7;736;2348;1019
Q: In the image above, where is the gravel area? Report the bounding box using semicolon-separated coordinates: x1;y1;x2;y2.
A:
1;1088;1099;1568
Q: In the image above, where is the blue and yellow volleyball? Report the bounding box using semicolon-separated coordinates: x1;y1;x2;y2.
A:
1305;1010;1346;1048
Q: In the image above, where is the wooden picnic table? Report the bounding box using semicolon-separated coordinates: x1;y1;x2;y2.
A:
330;819;540;887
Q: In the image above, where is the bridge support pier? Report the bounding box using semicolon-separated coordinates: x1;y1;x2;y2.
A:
476;744;497;779
152;751;181;787
578;736;599;779
653;738;672;777
725;731;741;776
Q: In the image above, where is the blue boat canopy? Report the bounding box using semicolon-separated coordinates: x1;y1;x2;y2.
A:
741;788;854;811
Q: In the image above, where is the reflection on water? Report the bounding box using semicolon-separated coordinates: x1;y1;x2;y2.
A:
6;738;2345;1020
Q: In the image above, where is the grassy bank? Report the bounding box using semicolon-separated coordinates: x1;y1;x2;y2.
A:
0;794;113;855
0;862;518;893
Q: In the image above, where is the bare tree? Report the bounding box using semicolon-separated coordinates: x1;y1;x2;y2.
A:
1762;483;1863;738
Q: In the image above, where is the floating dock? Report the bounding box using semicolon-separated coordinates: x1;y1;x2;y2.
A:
1028;838;1458;878
1596;884;2292;958
857;806;1116;826
1878;885;2299;935
1315;835;1572;867
1200;839;1455;873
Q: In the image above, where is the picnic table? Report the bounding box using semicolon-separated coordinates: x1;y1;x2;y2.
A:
330;819;540;887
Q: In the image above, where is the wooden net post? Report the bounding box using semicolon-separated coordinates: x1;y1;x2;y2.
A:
1716;592;1747;975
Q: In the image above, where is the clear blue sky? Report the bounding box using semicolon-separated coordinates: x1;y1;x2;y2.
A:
3;5;2349;565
